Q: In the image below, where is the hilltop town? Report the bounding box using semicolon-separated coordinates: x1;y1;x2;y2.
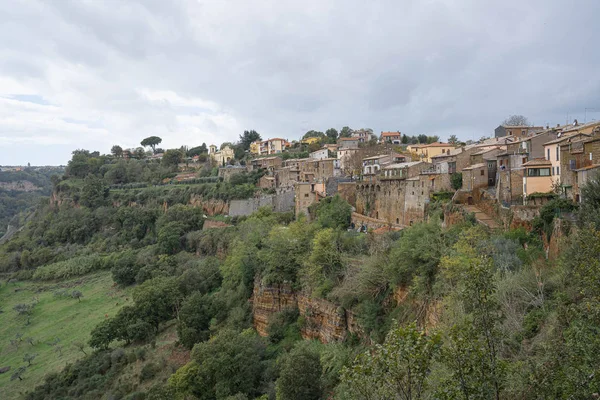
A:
110;118;600;231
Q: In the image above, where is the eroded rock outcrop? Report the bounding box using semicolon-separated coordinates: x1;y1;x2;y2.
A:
251;280;362;343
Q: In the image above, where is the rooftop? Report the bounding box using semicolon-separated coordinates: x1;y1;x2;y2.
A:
383;161;423;169
522;159;552;167
463;163;486;171
363;154;390;161
381;131;401;137
575;164;600;172
410;142;454;148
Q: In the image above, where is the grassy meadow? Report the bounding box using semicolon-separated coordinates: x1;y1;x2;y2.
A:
0;272;130;399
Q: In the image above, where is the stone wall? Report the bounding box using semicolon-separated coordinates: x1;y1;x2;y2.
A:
229;189;295;216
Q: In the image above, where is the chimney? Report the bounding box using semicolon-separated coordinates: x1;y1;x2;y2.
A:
573;119;578;126
557;123;560;128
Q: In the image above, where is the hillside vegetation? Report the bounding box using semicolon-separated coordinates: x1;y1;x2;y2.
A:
0;169;62;237
1;149;600;399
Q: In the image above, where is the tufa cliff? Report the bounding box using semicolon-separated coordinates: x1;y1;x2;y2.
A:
251;280;362;344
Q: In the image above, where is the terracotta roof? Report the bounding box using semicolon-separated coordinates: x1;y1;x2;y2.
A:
410;142;454;148
522;159;551;167
471;146;502;156
544;133;591;146
575;164;600;172
463;163;486;171
381;131;401;137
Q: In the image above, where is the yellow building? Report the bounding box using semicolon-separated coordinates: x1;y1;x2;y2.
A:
522;159;553;198
301;137;320;145
406;142;456;163
209;145;235;166
249;141;261;155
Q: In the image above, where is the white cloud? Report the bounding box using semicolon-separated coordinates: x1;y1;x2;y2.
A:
0;0;599;165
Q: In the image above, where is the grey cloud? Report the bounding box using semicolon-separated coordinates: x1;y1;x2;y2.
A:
1;0;599;165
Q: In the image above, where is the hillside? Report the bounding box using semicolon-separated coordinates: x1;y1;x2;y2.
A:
0;169;63;238
0;149;600;399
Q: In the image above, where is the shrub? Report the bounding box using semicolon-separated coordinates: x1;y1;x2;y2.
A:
32;254;107;280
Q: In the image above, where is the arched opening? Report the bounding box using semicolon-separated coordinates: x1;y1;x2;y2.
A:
396;218;399;224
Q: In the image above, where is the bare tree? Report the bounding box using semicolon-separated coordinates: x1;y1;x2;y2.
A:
23;353;37;366
10;366;26;382
72;290;83;302
502;115;530;126
73;341;88;355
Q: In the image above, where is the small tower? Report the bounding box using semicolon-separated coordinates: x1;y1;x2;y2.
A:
209;144;217;154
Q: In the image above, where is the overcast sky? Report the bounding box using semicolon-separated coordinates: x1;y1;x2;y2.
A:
1;0;599;165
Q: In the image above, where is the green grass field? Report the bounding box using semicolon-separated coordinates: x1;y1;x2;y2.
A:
0;272;131;399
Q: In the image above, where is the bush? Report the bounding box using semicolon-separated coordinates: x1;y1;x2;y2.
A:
33;254;107;280
140;363;160;382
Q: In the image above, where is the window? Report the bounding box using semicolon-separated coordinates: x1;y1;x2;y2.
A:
547;149;550;160
556;146;559;161
551;167;554;175
557;166;560;175
480;170;484;176
304;193;309;198
527;168;551;177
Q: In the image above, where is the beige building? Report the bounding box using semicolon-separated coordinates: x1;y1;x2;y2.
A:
522;159;553;199
251;138;289;155
295;182;326;218
407;142;456;163
542;133;590;187
209;145;235;166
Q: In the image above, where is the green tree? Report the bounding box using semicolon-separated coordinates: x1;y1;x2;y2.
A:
340;126;353;138
239;130;262;151
177;292;213;349
162;149;183;168
578;170;600;229
141;136;163;153
303;228;343;296
341;322;441;400
386;221;445;290
438;235;504;400
170;329;267;400
133;277;182;332
302;130;325;139
313;195;352;229
450;173;463;191
325;128;339;142
448;135;458;145
276;343;322;400
80;174;108;208
111;145;123;158
158;221;186;255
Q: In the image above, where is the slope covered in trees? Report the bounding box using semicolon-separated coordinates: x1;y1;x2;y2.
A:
1;148;600;399
0;168;62;237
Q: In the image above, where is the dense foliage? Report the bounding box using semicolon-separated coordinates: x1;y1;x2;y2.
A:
0;168;61;236
4;149;600;400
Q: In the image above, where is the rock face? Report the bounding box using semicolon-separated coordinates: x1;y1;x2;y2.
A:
188;196;229;216
251;280;362;343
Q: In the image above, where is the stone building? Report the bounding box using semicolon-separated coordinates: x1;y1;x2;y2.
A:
250;156;283;172
494;125;543;139
295;182;326;218
218;165;246;182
